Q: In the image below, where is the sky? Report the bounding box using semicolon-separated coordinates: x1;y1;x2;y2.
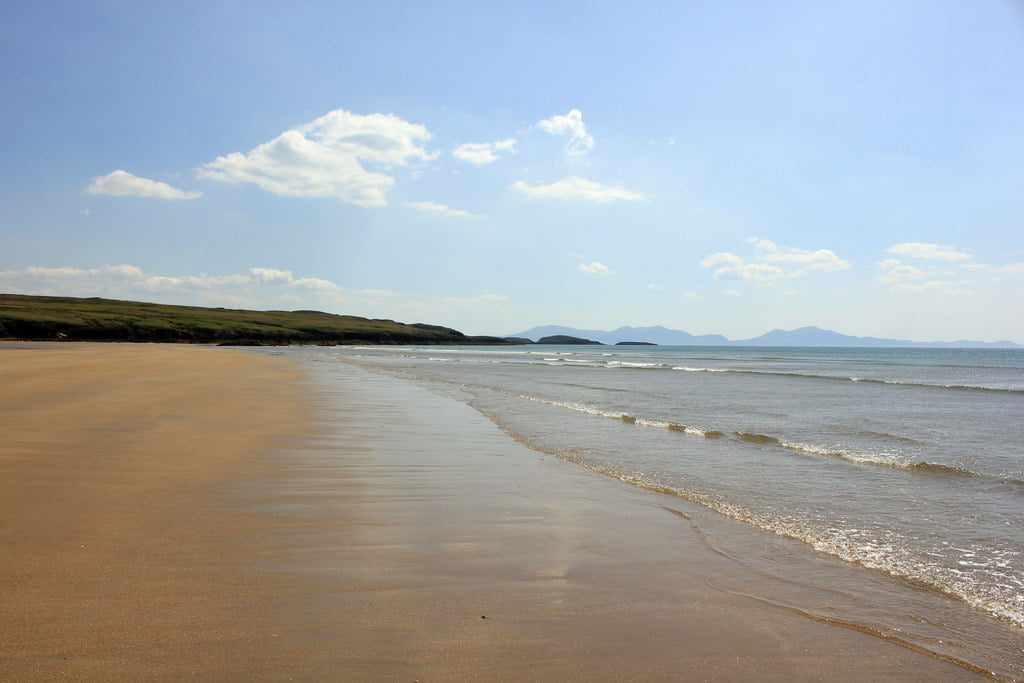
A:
2;1;1023;342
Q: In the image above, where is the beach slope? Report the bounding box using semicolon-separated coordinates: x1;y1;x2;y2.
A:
0;343;981;680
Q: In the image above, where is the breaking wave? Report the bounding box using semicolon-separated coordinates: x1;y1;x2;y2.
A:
495;392;988;480
542;445;1024;631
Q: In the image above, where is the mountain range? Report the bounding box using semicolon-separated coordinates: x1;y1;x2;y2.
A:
507;325;1021;348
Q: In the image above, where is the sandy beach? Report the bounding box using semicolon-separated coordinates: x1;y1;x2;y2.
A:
0;343;983;680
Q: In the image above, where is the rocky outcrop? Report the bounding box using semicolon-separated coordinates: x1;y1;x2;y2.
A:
536;335;604;345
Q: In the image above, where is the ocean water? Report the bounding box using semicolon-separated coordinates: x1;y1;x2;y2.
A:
264;344;1024;677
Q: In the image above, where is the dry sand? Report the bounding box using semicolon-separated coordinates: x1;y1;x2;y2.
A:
0;343;982;680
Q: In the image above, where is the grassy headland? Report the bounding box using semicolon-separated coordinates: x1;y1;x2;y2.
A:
0;294;515;345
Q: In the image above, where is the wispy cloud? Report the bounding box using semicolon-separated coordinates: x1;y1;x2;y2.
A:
87;170;202;200
749;237;851;271
442;293;509;306
992;262;1024;274
511;176;647;203
0;264;343;302
404;201;478;218
579;261;613;275
701;253;786;282
874;242;1015;294
291;277;342;292
702;238;850;284
249;267;293;285
23;264;145;280
197;108;436;207
877;263;972;294
886;242;971;261
452;138;516;165
537;109;594;159
245;267;341;292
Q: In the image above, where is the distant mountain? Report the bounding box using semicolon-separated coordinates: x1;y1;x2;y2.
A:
512;324;730;346
735;326;1021;348
508;324;1021;348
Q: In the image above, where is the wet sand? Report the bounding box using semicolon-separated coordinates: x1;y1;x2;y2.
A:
0;343;982;680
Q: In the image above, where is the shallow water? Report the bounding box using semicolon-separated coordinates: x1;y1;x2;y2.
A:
263;344;1024;678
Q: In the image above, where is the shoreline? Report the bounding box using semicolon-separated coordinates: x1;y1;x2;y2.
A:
1;343;986;679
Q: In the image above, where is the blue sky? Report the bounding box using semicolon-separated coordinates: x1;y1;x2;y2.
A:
2;0;1022;342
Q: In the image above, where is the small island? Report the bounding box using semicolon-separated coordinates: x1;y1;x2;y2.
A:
535;335;604;345
615;341;657;346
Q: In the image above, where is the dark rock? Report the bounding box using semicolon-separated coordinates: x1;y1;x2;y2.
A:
536;335;604;345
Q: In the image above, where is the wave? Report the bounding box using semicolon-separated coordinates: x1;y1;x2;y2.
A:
543;446;1024;631
497;392;990;480
673;363;1022;393
607;361;669;369
334;355;1024;634
673;367;1023;393
745;434;981;477
504;393;723;438
703;583;1005;678
857;378;1024;394
673;366;730;373
342;356;1021;488
734;432;974;475
461;354;1022;392
366;348;1022;392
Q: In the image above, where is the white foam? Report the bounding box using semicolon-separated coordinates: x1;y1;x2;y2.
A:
607;361;666;369
672;366;729;372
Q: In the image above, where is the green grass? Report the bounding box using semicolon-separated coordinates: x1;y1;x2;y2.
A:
0;294;513;345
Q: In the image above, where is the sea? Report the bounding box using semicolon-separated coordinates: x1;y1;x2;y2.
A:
262;344;1024;677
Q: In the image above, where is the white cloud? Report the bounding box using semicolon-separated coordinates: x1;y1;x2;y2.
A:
291;277;342;292
749;237;851;271
579;261;613;275
876;258;973;294
537;109;594;158
5;265;250;298
249;267;293;285
197;109;435;207
242;267;343;294
725;289;742;296
877;246;1022;298
878;262;925;283
404;201;478;218
23;264;145;280
151;273;253;290
886;242;971;261
701;252;786;282
896;278;973;294
0;264;347;303
702;239;851;284
442;293;509;307
511;176;647;203
87;170;202;200
646;284;663;291
452;138;516;165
